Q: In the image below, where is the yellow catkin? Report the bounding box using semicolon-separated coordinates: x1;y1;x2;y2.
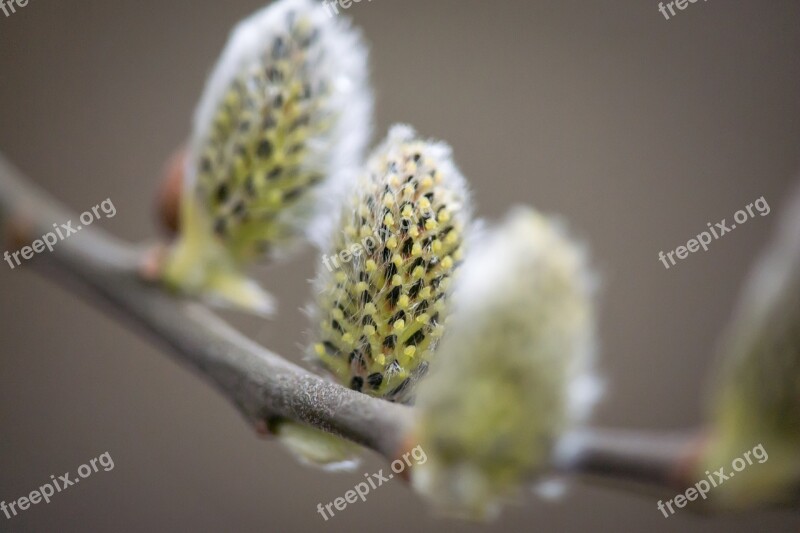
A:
310;125;471;402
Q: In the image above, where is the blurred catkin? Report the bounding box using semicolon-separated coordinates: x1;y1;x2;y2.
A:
701;186;800;509
412;207;600;519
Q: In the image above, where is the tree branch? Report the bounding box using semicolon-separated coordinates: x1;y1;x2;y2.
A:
0;151;707;499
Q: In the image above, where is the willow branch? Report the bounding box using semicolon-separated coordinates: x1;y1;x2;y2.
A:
0;151;706;498
556;428;701;498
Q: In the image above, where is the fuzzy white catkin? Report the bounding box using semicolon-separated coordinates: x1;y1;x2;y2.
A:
162;0;372;314
189;0;372;246
412;207;601;519
309;125;472;402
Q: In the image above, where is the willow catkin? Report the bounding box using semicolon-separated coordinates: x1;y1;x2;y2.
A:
412;207;601;519
700;188;800;509
162;0;372;314
311;125;472;402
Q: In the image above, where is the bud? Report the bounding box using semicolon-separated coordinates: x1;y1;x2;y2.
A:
412;207;601;518
310;125;472;402
273;421;361;472
161;0;372;314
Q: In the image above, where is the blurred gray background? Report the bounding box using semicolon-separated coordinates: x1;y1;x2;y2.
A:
2;0;800;531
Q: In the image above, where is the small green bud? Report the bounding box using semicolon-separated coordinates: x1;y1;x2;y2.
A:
274;421;361;471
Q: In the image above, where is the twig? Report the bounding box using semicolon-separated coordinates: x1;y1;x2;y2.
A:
0;151;703;498
556;428;702;497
